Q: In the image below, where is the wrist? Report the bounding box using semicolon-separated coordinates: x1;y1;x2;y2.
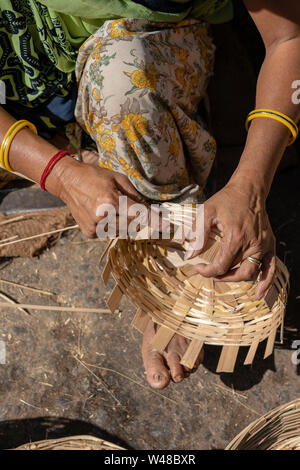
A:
45;154;80;199
226;168;268;202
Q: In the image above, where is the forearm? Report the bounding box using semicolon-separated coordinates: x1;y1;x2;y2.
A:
229;38;300;198
0;106;74;196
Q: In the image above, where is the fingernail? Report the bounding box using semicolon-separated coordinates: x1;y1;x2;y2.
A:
153;373;162;383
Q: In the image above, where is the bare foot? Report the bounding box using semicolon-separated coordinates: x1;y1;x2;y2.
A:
142;320;204;389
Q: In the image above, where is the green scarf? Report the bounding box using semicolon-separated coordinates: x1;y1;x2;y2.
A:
0;0;232;107
38;0;233;24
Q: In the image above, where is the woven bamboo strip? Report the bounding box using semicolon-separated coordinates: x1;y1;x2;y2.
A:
181;339;204;369
107;285;123;313
131;308;150;333
151;325;176;352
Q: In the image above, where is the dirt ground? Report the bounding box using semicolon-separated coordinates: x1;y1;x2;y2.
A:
0;8;299;451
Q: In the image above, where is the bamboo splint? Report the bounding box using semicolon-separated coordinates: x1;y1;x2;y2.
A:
226;398;300;450
101;204;289;373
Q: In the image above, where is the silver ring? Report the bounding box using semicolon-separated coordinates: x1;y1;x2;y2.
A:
247;256;262;270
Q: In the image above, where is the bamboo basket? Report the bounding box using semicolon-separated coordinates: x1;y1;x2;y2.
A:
226;398;300;450
102;204;289;373
15;435;125;450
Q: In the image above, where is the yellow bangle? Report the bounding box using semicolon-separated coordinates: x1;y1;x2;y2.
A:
245;109;299;146
0;120;38;172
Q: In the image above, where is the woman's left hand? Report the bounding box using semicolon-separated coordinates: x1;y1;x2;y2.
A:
188;178;276;300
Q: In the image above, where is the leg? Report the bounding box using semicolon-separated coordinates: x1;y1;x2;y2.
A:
75;18;216;202
75;18;215;388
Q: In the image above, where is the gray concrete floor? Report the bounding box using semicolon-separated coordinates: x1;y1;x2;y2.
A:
0;152;299;450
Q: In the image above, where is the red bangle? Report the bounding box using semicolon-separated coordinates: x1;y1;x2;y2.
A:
40;150;70;191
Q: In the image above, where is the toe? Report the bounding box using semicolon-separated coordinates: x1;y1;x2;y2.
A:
143;349;170;389
142;321;170;389
166;352;185;383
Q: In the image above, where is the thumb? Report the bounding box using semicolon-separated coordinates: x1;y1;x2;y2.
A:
114;174;151;229
114;173;146;204
184;204;213;260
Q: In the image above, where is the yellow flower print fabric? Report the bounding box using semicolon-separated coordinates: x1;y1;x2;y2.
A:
75;18;216;202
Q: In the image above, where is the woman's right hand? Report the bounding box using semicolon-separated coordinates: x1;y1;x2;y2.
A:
0;108;147;238
53;157;147;238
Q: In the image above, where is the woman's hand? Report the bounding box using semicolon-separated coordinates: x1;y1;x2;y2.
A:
188;177;276;300
53;157;147;239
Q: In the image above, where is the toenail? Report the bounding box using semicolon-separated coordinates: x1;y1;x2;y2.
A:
174;375;183;382
153;373;162;383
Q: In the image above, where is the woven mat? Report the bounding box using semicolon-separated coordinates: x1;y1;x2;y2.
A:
0;207;74;257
